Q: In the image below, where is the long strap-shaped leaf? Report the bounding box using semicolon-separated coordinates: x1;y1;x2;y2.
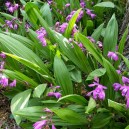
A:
54;56;73;95
0;33;51;76
3;52;54;83
64;8;82;38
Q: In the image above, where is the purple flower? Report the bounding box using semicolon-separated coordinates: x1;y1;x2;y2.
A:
65;3;70;7
113;83;121;91
44;108;52;113
14;24;18;30
48;92;61;99
0;78;8;87
0;53;6;59
52;124;56;129
90;13;96;19
5;1;11;8
107;51;118;61
86;8;92;15
77;10;84;22
33;120;47;129
66;15;72;21
14;4;19;10
55;86;60;89
126;98;129;108
122;76;129;85
87;36;95;43
87;77;107;100
9;79;16;87
116;70;121;74
0;61;5;70
36;27;47;46
5;20;13;29
59;23;68;33
80;1;86;8
8;6;15;13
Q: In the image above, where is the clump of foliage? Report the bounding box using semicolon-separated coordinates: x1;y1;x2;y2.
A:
0;0;129;129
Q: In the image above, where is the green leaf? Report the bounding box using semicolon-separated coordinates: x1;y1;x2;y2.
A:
25;2;40;29
15;106;46;122
94;2;115;8
33;84;47;98
118;27;128;54
58;94;87;105
91;23;104;41
108;99;126;112
117;52;129;69
92;112;112;128
70;69;82;83
125;125;129;129
85;97;96;114
64;8;81;38
54;56;73;95
4;52;54;83
11;89;32;125
52;108;88;125
40;3;53;27
103;14;118;56
86;68;106;81
3;69;38;87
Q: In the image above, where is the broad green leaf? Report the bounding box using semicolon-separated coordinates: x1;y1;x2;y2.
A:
3;69;38;87
92;112;112;128
94;2;115;8
11;89;32;125
54;56;73;95
86;68;106;81
85;97;96;114
108;99;126;112
70;69;82;83
0;12;16;20
58;94;87;105
4;52;54;83
15;106;46;122
33;84;47;98
91;23;104;41
40;3;53;27
103;14;118;56
52;108;88;125
64;8;81;38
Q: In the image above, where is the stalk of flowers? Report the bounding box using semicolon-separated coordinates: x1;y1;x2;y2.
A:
66;10;84;22
87;77;107;100
85;8;96;19
0;52;16;87
80;0;86;8
36;27;47;46
5;18;18;30
5;1;19;13
113;76;129;108
33;108;56;129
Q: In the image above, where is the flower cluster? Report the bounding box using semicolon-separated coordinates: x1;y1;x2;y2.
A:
113;76;129;108
5;1;19;13
0;52;16;87
33;108;56;129
66;10;84;22
86;8;96;19
47;85;62;99
87;77;107;100
36;27;47;46
80;0;86;8
5;18;18;30
107;51;118;61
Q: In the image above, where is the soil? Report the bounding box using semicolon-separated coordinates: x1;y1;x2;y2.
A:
0;88;21;129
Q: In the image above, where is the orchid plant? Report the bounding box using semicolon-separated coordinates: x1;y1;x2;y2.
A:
0;0;128;129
